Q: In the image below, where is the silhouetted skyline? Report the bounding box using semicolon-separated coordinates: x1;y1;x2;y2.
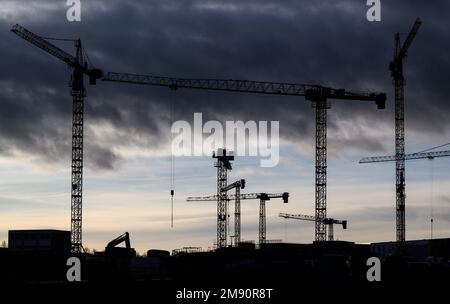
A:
0;0;449;253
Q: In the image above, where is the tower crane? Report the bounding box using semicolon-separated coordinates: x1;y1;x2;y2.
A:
212;148;234;248
222;179;246;245
187;192;289;246
389;18;422;242
279;213;347;241
359;150;450;163
360;147;450;240
12;24;386;248
103;72;386;242
11;24;103;253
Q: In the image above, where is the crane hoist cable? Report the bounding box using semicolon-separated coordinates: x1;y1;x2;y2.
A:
429;158;434;239
169;88;177;228
415;141;450;239
41;36;96;69
416;141;450;154
41;36;77;42
283;217;288;242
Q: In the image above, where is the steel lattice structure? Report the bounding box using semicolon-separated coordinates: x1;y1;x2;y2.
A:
12;24;387;247
222;180;246;245
279;213;347;241
389;18;422;242
11;24;103;253
314;99;329;241
188;192;288;245
70;41;85;253
213;149;234;248
360;150;450;163
105;73;385;242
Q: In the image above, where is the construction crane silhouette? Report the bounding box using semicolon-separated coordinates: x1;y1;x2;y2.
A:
360;148;450;240
103;73;386;242
12;24;386;247
359;150;450;163
279;213;347;241
212;148;234;248
222;179;246;245
11;24;103;253
187;192;289;246
389;18;422;242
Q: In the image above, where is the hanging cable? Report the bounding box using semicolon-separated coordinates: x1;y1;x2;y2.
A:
284;218;287;242
227;201;230;239
41;36;76;42
429;158;434;239
416;141;450;153
170;90;176;228
82;46;95;69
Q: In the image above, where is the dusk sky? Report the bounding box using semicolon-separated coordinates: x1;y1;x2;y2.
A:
1;0;449;253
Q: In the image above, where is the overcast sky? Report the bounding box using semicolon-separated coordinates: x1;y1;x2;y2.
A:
0;0;449;253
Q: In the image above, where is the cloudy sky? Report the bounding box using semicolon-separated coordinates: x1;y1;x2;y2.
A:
0;0;449;253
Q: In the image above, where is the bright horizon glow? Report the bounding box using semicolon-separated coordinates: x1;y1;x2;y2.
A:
1;140;449;254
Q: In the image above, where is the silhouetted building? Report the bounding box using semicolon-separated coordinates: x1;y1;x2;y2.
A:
8;229;71;254
371;238;450;261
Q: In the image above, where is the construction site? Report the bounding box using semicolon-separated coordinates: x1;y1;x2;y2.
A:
0;1;449;297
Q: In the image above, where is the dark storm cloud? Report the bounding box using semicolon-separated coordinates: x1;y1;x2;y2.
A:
1;0;449;169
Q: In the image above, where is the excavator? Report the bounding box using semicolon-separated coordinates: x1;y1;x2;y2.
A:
105;232;136;258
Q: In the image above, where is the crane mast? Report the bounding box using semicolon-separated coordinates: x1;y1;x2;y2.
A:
213;148;234;248
70;40;85;253
389;18;422;242
222;179;246;245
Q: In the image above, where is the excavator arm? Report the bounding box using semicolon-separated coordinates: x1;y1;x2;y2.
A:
106;232;131;249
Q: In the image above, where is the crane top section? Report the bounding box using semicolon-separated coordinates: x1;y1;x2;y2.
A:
396;18;422;60
257;192;289;203
11;24;77;65
213;148;234;170
11;23;386;108
359;150;450;163
222;179;246;192
102;72;386;109
390;18;422;80
187;192;289;202
279;213;315;221
11;24;103;84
